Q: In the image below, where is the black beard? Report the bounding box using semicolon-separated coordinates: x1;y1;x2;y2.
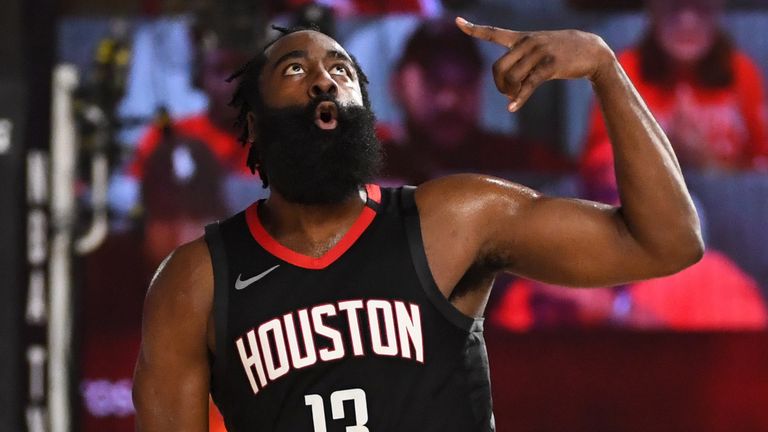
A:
255;95;382;205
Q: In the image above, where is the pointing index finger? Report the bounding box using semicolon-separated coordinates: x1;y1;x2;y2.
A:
455;17;520;49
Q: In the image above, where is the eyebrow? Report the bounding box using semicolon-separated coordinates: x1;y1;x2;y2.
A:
272;50;307;70
325;50;353;64
271;49;355;71
326;50;356;78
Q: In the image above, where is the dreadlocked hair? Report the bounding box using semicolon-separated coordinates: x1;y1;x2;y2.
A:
226;24;372;187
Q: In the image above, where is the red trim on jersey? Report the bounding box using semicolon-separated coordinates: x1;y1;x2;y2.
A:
364;183;381;204
245;184;381;270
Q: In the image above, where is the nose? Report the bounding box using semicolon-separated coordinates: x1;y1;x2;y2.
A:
434;87;461;111
309;68;338;98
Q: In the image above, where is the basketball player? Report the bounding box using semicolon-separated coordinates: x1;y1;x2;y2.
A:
133;18;703;431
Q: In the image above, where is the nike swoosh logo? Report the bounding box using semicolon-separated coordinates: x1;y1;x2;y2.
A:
235;265;280;290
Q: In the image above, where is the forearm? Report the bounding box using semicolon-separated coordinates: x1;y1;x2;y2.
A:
592;58;703;267
133;365;210;432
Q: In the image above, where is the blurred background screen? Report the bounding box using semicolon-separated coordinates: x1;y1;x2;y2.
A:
4;0;768;431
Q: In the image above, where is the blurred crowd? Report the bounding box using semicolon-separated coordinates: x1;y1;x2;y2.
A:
65;0;768;430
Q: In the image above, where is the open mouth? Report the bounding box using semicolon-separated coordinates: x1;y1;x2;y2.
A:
314;101;339;130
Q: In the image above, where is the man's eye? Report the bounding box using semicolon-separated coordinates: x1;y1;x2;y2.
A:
331;65;348;76
284;64;305;76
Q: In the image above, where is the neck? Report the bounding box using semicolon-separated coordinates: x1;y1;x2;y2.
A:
670;58;700;79
258;189;366;257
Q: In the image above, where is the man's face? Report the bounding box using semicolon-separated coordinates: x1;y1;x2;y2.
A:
247;31;381;205
259;30;364;112
650;0;722;64
394;58;482;149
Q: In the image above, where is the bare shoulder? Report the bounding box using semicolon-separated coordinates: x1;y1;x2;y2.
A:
143;237;213;333
134;237;214;431
411;174;543;299
414;173;541;225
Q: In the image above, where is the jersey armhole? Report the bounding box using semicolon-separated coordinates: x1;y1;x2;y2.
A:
204;222;229;396
400;186;483;333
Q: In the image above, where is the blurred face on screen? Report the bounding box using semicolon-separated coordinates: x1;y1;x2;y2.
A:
143;218;207;269
395;57;482;149
202;48;249;128
649;0;723;64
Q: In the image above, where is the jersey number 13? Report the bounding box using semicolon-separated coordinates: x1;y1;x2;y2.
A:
304;388;369;432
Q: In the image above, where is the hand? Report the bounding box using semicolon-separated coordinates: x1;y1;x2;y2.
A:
455;17;615;112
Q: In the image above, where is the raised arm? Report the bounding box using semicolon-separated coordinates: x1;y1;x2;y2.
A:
133;238;213;431
415;19;703;293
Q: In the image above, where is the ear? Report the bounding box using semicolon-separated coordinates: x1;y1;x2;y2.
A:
246;112;258;143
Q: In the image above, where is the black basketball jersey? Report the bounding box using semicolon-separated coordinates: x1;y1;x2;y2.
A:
204;185;495;432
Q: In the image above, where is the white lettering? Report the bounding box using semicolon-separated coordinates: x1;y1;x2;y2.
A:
25;406;47;432
311;305;345;361
0;118;12;154
27;151;49;204
27;346;46;401
367;300;398;356
395;301;424;363
338;300;365;356
27;210;47;265
331;388;369;431
25;270;47;324
235;330;267;394
258;318;290;380
304;394;327;432
284;309;317;369
236;299;425;391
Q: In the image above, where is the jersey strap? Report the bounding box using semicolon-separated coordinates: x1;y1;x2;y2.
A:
204;222;229;398
400;186;481;332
